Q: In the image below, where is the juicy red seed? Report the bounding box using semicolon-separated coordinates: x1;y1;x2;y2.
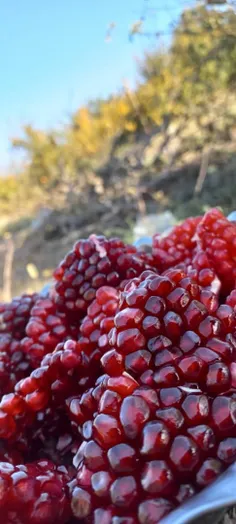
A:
179;331;201;353
156;408;184;434
0;393;25;414
159;388;183;408
116;329;145;354
184;301;207;329
140;421;170;457
195;347;219;363
71;487;92;518
182;395;209;425
91;470;113;497
101;350;124;376
142;316;162;335
108;444;136;472
154;347;182;368
212;396;236;432
107;374;139;397
166;288;190;312
170;435;200;471
125;350;151;375
178;356;206;381
187;425;215;451
176;484;196;504
138;498;174;524
154;366;180;387
84;441;106;471
163;311;183;338
110;476;137;507
217;438;236;463
120;396;150;439
99;390;122;415
115;308;144;329
207;338;233;360
133;387;159;411
196;458;223;486
141;460;174;495
205;362;230;392
145;296;166;316
93;414;123;449
94;508;114;524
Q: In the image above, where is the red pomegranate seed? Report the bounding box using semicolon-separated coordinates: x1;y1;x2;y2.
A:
170;435;200;471
217;438;236;464
196;458;223;486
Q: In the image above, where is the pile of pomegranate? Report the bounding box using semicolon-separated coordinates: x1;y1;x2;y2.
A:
0;207;235;523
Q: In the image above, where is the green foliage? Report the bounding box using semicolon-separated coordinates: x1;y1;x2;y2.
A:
1;3;236;216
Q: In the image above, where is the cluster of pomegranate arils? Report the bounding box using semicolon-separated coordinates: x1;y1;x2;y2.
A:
0;207;235;523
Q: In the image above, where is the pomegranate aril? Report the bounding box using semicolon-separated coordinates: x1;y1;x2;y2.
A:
98;389;122;415
138;498;174;524
140;421;171;457
179;331;201;353
120;395;150;439
107;373;139;397
91;470;113;497
182;395;209;425
125;350;151;375
133;386;159;412
154;366;180;387
71;486;92;519
205;362;230;393
187;425;215;452
217;438;236;464
178;355;206;381
108;443;136;472
93;413;123;448
156;407;184;434
101;349;124;376
176;483;196;504
211;396;236;432
141;460;174;495
196;458;223;487
170;435;200;471
110;475;137;507
160;387;183;407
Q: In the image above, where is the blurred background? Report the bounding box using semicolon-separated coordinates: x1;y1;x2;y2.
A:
0;0;235;300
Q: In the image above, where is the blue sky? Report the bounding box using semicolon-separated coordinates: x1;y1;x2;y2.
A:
0;0;184;171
